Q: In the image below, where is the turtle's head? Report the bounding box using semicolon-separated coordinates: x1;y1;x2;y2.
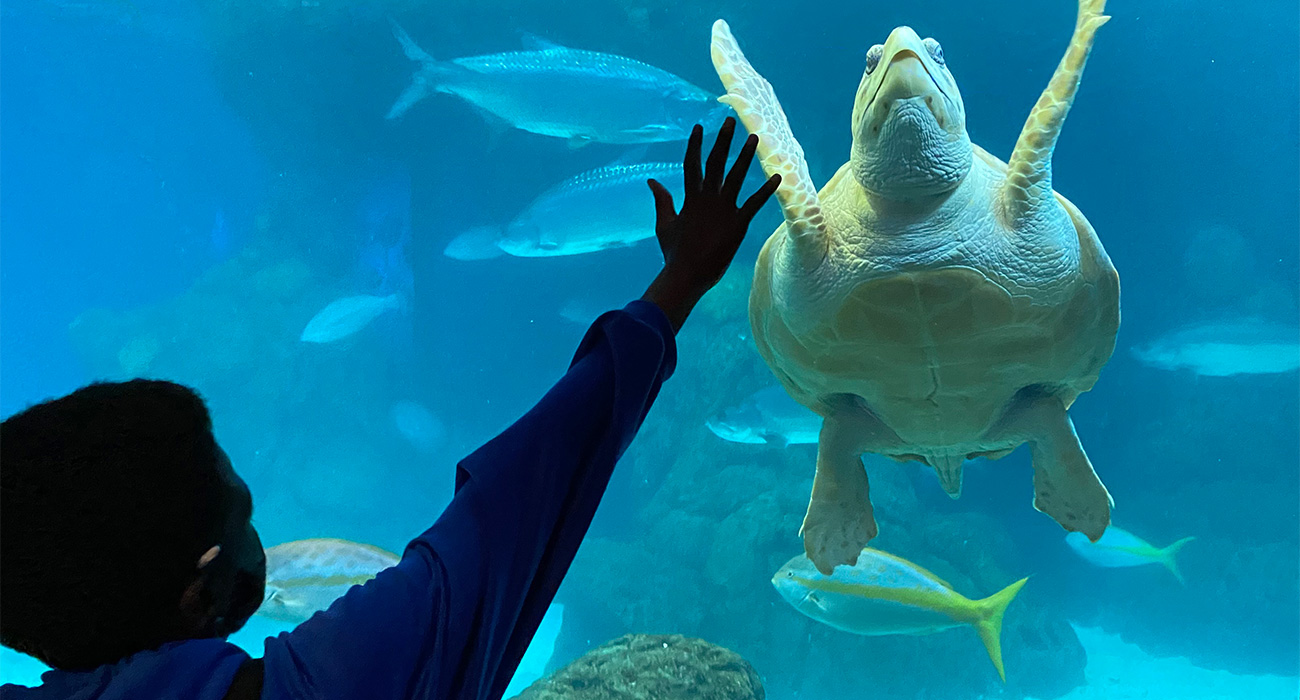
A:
850;26;972;200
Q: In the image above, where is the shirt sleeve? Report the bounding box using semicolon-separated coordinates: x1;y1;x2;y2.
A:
260;300;677;700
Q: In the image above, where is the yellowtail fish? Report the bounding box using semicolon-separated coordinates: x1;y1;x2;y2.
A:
1066;526;1195;584
258;538;401;623
772;549;1027;681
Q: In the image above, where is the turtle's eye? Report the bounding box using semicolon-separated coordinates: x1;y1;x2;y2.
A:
923;38;945;66
865;45;884;74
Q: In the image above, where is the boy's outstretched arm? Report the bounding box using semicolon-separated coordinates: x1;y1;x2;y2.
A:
255;119;779;700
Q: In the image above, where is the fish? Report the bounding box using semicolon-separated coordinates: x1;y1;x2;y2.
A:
1066;526;1195;584
300;294;403;344
1130;318;1300;377
706;386;821;447
390;399;445;455
772;549;1027;682
258;538;401;624
387;21;730;146
443;162;683;259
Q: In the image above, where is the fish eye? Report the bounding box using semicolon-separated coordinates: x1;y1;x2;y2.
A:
923;38;944;66
786;571;794;578
865;45;884;74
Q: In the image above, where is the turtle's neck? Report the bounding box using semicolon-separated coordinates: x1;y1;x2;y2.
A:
851;100;973;202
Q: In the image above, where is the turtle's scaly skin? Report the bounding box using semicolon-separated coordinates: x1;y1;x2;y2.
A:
713;0;1120;575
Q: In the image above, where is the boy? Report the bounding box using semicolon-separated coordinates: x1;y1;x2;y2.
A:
0;119;778;700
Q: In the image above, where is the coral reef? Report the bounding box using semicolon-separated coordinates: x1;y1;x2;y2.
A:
512;634;763;700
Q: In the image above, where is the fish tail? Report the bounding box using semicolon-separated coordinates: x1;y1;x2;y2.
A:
387;19;455;120
390;17;436;64
971;577;1029;683
1158;536;1195;585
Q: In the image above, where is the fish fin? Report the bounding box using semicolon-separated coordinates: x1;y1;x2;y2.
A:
972;577;1029;683
1158;536;1195;585
518;31;565;51
386;19;457;120
473;108;512;151
444;226;505;260
764;432;791;448
386;78;432;120
389;18;436;63
567;135;594;150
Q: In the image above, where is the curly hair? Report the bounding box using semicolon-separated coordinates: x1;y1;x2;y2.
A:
1;379;228;670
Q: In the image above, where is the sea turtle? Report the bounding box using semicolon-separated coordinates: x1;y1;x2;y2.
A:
711;0;1120;574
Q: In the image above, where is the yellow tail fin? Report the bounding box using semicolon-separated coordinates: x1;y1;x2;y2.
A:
972;577;1029;682
1158;537;1196;585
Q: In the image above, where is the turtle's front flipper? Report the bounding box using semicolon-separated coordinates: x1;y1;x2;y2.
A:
989;392;1112;540
801;397;903;574
1000;0;1110;227
711;20;828;269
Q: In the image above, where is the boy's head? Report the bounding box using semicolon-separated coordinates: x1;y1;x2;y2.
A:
1;379;266;670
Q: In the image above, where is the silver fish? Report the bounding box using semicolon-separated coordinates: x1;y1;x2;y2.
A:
1131;318;1300;377
387;21;730;146
390;399;445;455
300;294;402;344
707;385;821;447
444;162;683;259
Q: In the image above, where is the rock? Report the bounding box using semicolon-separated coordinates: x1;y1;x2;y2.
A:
704;493;800;592
512;634;763;700
565;538;706;636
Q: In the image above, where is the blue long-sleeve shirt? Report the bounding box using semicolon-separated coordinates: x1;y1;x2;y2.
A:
3;300;677;700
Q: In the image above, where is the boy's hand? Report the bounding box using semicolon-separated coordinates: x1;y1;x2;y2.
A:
642;117;781;333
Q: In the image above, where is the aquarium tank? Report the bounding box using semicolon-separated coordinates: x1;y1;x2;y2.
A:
1;0;1298;698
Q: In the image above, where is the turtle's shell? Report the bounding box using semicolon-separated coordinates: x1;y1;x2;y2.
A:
749;149;1120;452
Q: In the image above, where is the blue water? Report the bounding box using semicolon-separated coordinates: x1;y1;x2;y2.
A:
2;0;1297;697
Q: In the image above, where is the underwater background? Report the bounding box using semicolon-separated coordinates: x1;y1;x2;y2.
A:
1;0;1298;697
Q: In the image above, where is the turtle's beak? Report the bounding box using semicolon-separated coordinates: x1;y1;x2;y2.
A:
866;28;949;129
875;54;945;128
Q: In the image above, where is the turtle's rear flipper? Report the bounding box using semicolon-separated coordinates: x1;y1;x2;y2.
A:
801;400;904;574
991;392;1112;540
802;441;877;576
710;19;827;269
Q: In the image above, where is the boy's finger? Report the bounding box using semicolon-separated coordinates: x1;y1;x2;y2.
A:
648;179;678;224
722;133;759;204
703;117;735;192
684;125;704;193
739;173;782;224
